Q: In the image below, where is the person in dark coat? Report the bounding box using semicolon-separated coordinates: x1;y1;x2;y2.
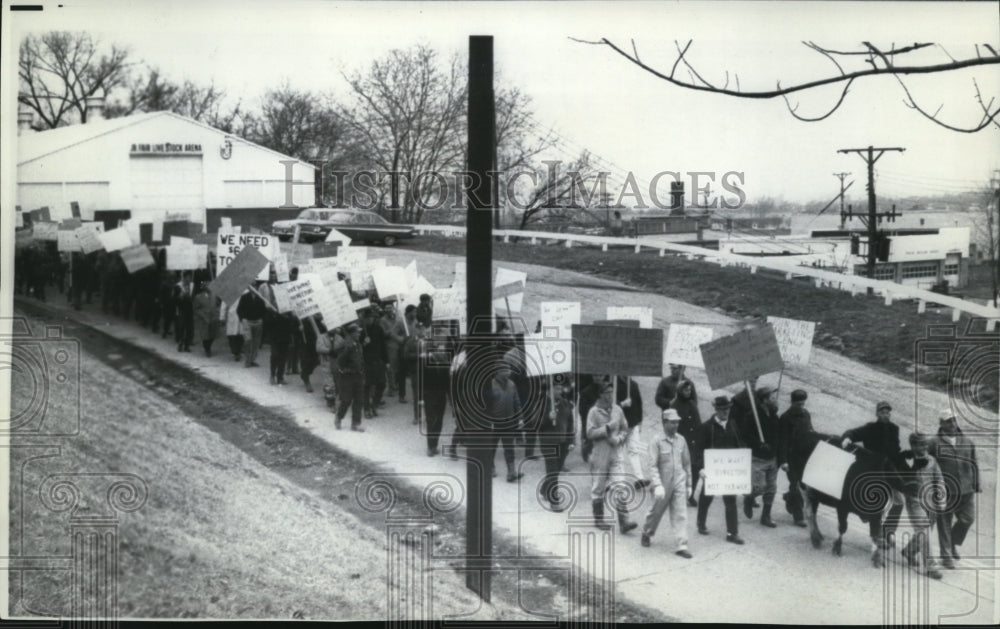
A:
841;400;904;543
615;375;648;488
361;308;388;418
416;293;434;328
155;270;177;339
269;311;294;385
419;335;452;456
694;395;746;544
739;386;781;528
335;322;366;431
670;379;701;506
69;251;90;310
655;364;696;411
191;283;218;356
237;286;267;368
930;408;981;569
778;389;812;527
296;316;321;393
172;273;195;352
538;378;576;512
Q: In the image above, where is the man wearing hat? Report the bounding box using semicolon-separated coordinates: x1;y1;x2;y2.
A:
778;389;813;527
335;322;366;432
693;395;746;544
586;380;638;533
929;408;981;569
898;432;945;579
641;409;693;557
842;400;904;542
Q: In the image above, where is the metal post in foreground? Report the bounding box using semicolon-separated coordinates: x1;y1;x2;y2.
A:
464;34;496;602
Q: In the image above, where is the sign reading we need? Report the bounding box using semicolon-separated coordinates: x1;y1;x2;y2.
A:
217;230;274;281
704;448;752;496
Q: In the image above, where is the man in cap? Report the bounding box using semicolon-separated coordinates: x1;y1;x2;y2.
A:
929;407;980;569
586;379;637;533
741;386;781;528
778;389;813;527
898;432;945;579
655;363;696;411
335;322;366;432
694;395;746;544
641;409;693;558
842;400;903;544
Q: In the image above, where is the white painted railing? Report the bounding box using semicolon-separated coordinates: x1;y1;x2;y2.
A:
415;224;1000;328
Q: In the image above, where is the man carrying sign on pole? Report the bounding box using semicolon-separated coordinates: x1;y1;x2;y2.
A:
694;395;747;544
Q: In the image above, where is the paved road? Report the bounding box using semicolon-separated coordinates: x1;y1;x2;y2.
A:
16;247;997;624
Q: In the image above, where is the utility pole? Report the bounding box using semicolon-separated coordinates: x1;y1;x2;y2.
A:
465;35;495;602
837;146;905;292
833;172;850;229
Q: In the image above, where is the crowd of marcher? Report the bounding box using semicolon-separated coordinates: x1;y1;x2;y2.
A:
14;241;981;578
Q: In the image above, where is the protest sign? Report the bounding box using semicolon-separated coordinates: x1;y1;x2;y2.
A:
404;260;418;285
664;324;714;370
165;221;190;238
453;261;465;288
540;302;581;337
120;244;156;274
217;230;274;282
372;267;410;299
493;267;527;312
699;325;784;390
704;448;752;496
314;275;357;328
75;222;105;254
312;242;339;259
170;236;194;247
432;287;465;321
766;316;816;365
152;221;164;243
166;244;205;271
525;336;574;377
407;275;437;304
33;221;59;242
208;246;269;306
57;228;81;253
324;227;352;245
278;241;313;270
220;217;232;231
99;227;133;252
273;253;290;282
571;324;664;376
802;440;855;500
607;306;653;329
30;207;52;223
352;258;384;293
271;283;294;313
284;276;323;318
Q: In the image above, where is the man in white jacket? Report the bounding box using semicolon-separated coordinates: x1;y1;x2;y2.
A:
640;408;693;558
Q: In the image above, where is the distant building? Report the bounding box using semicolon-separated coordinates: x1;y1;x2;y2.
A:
16;107;315;230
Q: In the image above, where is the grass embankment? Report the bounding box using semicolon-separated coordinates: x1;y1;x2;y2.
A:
402;235;998;409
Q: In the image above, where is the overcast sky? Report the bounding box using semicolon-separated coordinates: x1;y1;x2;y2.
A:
4;0;999;206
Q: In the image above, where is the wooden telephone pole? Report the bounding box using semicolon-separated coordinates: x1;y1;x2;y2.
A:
837;146;905;291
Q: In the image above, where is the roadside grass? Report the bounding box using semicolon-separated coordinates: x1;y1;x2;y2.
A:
401;235;998;410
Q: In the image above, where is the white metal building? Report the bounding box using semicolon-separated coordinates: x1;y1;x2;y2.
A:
16;109;315;226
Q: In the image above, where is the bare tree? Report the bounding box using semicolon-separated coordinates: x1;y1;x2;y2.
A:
508;151;610;230
339;45;467;223
971;179;1000;306
105;65;239;126
18;31;131;128
576;38;1000;132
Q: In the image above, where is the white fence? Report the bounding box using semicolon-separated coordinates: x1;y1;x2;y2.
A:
415;224;1000;329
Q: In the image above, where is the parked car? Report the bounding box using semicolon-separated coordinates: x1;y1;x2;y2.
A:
272;209;417;246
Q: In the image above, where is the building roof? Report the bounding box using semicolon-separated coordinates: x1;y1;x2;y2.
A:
17;110;316;169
